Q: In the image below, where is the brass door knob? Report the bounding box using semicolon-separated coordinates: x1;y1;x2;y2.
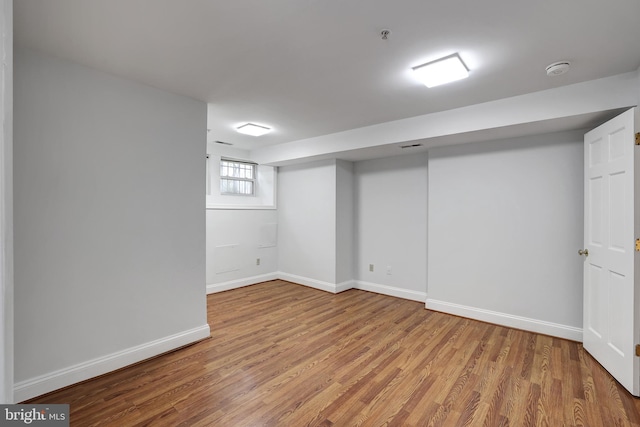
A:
578;249;589;256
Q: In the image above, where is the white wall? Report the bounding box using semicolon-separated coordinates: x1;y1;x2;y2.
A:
278;159;337;288
206;209;278;292
13;49;210;400
0;0;12;404
205;143;278;292
354;153;428;301
335;160;354;285
208;156;353;293
427;130;584;340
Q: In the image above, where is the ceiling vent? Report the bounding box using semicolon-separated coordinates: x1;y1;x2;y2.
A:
400;143;423;149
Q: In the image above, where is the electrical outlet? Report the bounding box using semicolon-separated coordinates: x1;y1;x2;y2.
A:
256;258;261;266
386;266;392;275
369;264;374;272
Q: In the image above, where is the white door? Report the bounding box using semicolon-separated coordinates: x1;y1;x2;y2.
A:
583;107;639;396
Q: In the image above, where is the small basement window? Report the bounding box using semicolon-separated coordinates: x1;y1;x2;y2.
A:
220;158;257;196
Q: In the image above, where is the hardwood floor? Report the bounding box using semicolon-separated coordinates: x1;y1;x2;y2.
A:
28;280;640;426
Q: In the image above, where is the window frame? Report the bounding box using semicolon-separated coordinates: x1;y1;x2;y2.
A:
219;158;258;197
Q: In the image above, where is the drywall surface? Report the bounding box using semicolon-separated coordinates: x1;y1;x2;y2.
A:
278;159;337;285
335;160;354;285
427;130;584;336
14;49;209;398
354;153;428;300
252;72;638;165
206;208;278;289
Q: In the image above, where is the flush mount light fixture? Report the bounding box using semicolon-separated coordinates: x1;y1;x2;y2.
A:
236;123;271;136
412;53;469;88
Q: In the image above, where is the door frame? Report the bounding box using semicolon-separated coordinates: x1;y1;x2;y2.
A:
634;106;640;396
0;0;13;404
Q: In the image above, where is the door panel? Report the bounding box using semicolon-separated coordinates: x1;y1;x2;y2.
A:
588;176;604;245
609;271;629;356
583;107;637;396
586;263;604;337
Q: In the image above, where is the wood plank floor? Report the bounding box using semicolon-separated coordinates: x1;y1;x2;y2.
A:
28;280;640;426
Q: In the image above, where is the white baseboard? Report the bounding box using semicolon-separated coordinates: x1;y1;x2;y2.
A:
14;324;211;402
426;299;582;341
275;274;427;303
276;272;342;293
207;272;278;294
207;272;427;304
336;280;356;293
354;281;427;302
207;272;351;294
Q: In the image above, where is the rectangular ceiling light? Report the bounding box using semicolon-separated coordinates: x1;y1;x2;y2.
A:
412;53;469;88
236;123;271;136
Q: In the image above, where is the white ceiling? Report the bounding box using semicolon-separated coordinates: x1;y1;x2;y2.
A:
14;0;640;152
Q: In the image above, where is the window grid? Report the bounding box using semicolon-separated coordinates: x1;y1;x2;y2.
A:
220;159;256;196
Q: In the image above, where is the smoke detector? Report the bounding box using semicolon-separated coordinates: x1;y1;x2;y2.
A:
546;61;570;76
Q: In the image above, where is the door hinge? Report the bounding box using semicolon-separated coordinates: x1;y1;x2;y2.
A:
636;239;640;251
636;344;640;357
636;133;640;146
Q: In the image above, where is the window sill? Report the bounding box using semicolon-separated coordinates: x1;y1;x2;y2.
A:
206;203;277;210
